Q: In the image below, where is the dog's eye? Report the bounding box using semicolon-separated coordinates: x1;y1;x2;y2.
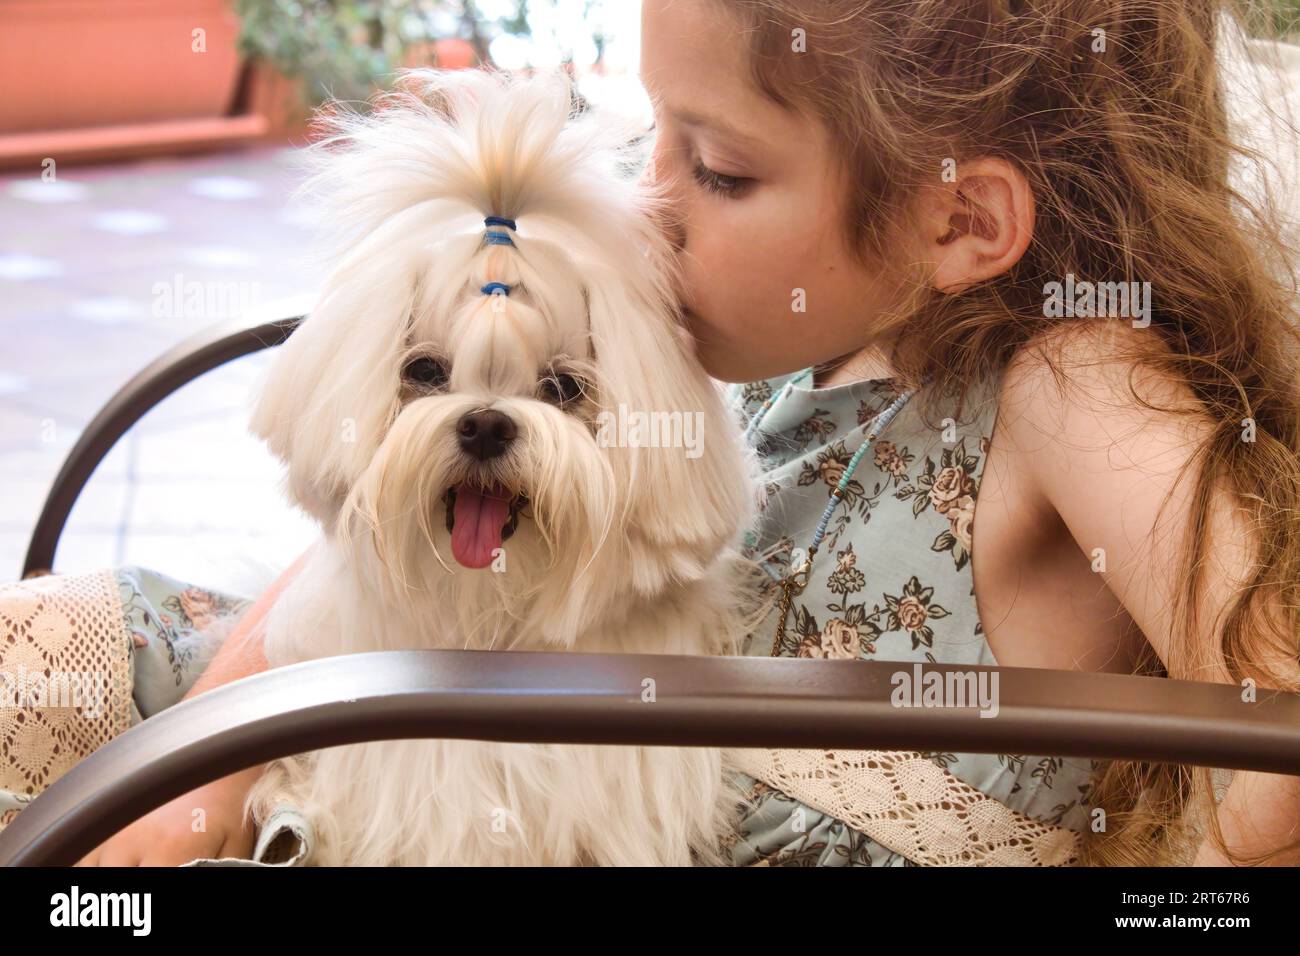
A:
539;372;585;406
402;356;449;389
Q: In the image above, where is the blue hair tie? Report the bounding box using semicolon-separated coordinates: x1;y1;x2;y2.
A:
481;282;511;296
483;216;516;247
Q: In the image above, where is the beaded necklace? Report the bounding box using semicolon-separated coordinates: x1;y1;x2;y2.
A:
745;369;923;656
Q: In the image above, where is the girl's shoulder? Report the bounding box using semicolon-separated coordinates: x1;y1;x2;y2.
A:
987;321;1225;666
995;322;1210;465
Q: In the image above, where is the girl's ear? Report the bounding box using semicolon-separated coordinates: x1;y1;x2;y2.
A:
921;157;1036;294
585;265;753;595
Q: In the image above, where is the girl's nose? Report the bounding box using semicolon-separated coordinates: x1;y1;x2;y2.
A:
636;147;657;190
640;148;687;253
655;193;687;253
636;125;663;188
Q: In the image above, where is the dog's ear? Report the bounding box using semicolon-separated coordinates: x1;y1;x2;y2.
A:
585;264;752;594
251;269;409;528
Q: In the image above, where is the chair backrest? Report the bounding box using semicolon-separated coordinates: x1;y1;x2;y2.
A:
1;649;1297;866
8;313;1297;867
21;315;303;579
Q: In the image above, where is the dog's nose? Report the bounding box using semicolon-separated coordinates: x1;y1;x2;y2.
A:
457;409;517;460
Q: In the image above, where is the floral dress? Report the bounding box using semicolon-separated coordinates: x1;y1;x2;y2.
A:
0;566;312;865
722;369;1099;867
3;372;1095;867
117;567;314;865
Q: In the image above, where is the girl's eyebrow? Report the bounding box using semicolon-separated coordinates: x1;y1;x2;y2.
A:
641;81;766;150
672;107;764;149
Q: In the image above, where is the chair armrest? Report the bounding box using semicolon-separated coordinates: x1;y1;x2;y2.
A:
1;650;1296;866
21;314;304;579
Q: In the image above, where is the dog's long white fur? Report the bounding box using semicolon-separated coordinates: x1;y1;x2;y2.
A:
244;70;759;865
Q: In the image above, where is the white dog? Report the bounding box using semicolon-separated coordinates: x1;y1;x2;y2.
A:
243;70;758;865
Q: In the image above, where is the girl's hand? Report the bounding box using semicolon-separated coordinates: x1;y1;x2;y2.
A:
1191;840;1233;867
1191;770;1300;867
74;550;312;866
74;767;262;867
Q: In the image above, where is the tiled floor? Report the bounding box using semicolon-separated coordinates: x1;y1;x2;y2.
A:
0;147;322;597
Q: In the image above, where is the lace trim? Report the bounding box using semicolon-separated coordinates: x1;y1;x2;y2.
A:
728;747;1080;866
0;569;133;830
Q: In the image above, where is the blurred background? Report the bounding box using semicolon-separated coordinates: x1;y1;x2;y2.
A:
0;0;648;595
0;1;1296;596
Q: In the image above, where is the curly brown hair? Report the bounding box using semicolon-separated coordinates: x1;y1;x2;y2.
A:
721;0;1300;865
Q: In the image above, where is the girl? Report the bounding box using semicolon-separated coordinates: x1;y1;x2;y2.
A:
81;0;1300;866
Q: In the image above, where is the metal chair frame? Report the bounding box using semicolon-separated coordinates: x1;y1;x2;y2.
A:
3;315;1296;866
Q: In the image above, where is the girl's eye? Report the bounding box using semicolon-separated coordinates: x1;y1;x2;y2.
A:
402;356;450;389
692;161;749;197
539;372;585;406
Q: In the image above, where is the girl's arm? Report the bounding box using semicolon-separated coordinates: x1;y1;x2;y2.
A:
76;546;313;866
998;324;1300;865
1192;772;1300;865
181;546;314;699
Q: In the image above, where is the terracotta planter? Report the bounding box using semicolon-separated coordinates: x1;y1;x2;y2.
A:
242;60;311;144
247;38;481;150
404;38;480;71
0;0;243;135
0;2;479;168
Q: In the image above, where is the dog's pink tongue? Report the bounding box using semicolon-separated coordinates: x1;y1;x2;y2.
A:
451;482;511;569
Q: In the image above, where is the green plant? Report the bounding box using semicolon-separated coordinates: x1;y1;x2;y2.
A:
234;0;528;106
1243;0;1300;36
1275;0;1300;35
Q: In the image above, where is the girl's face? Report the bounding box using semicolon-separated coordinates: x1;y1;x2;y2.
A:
640;0;907;383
